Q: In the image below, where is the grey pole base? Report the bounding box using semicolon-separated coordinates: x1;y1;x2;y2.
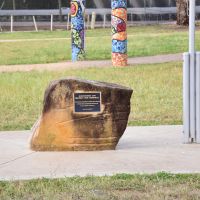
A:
183;52;200;143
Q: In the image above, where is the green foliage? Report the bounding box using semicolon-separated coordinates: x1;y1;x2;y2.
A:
2;0;69;9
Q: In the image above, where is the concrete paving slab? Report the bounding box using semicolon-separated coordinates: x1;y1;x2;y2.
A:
0;125;200;181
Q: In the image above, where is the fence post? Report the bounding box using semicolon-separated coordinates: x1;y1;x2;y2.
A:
111;0;128;67
10;15;13;32
71;0;86;61
33;16;38;32
50;14;53;31
103;14;106;28
131;13;133;25
87;14;90;29
91;12;96;29
67;13;70;30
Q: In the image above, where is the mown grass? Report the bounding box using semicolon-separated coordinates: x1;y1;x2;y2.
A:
0;25;187;40
0;24;193;65
0;173;200;200
0;62;182;131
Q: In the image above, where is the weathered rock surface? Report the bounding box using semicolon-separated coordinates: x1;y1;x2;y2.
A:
31;78;133;151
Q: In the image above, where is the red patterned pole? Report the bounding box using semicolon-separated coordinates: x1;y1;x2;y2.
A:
111;0;128;67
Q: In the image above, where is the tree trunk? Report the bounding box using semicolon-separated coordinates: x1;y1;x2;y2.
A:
58;0;62;22
176;0;189;25
12;0;16;9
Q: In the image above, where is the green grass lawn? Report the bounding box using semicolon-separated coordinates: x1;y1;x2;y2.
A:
0;62;182;131
0;25;186;40
0;173;200;200
0;24;194;65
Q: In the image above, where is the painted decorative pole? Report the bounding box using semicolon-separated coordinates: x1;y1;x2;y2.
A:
71;0;86;61
111;0;127;67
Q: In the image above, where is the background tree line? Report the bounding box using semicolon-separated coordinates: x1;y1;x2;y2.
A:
1;0;177;9
1;0;200;26
1;0;68;9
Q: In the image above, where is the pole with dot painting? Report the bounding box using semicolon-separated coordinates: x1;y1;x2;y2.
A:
111;0;128;67
71;0;86;61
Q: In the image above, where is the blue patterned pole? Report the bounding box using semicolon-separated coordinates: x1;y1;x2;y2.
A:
71;0;86;61
111;0;127;66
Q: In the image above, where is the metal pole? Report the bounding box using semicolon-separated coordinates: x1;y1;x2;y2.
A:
150;0;152;7
71;0;86;61
87;14;90;29
168;0;171;20
50;14;53;31
103;14;106;28
91;12;96;29
183;52;190;143
58;0;62;22
10;15;13;32
33;16;38;32
189;0;196;142
196;52;200;143
111;0;128;67
12;0;16;10
67;13;70;30
144;0;146;21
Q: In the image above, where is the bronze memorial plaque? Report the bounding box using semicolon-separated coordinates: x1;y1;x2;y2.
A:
74;92;101;113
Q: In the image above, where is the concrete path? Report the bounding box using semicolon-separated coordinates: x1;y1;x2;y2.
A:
0;53;182;73
0;125;200;181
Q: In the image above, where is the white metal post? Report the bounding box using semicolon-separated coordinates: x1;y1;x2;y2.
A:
87;14;90;29
103;14;106;28
196;52;200;143
67;13;70;30
10;15;13;32
91;12;96;29
33;16;38;32
189;0;196;142
183;53;190;143
50;14;53;31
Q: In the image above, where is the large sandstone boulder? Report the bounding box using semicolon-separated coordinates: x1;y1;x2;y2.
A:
31;78;133;151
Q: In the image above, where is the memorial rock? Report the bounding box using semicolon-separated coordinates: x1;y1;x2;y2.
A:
31;78;133;151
